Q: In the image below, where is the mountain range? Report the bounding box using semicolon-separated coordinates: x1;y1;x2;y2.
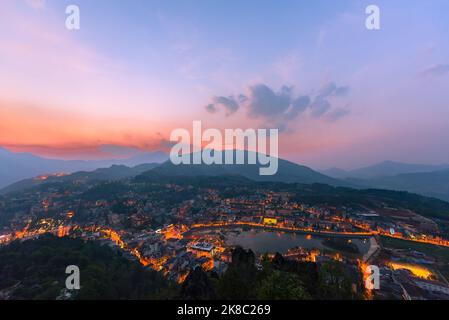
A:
146;151;347;186
0;150;348;194
2;148;449;202
0;163;161;195
322;161;449;202
322;160;449;179
347;170;449;202
0;147;167;189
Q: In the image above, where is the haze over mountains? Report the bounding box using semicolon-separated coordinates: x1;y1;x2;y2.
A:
0;150;348;194
0;163;161;195
345;170;449;202
323;161;449;202
0;147;167;189
2;147;449;202
322;161;449;179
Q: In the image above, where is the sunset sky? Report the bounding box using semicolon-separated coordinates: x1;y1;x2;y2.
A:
1;0;449;169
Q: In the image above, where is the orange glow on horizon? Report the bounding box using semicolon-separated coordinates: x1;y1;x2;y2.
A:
0;100;177;159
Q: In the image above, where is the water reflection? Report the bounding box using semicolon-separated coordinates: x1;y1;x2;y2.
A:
225;229;370;256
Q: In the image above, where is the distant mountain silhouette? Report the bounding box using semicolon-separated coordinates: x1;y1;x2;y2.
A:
143;150;348;186
348;169;449;202
320;167;349;179
323;160;449;179
1;163;161;194
0;147;167;189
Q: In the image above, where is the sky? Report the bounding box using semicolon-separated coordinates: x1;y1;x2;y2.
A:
0;0;448;169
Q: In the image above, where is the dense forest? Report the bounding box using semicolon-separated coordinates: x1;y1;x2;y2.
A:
0;235;176;299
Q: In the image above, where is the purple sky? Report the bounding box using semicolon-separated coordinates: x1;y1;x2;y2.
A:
1;0;448;169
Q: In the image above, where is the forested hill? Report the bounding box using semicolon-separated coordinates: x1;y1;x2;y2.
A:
0;235;176;300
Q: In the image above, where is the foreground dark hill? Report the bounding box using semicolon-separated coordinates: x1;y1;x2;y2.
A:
0;235;174;299
144;151;348;187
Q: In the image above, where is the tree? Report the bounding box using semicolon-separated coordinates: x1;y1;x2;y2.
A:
180;267;216;300
317;261;354;299
216;247;259;299
256;270;310;300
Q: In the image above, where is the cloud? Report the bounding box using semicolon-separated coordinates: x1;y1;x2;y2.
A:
325;107;350;122
317;82;350;98
205;96;240;116
238;94;248;103
288;95;311;118
2;141;171;160
206;81;350;132
205;103;217;114
309;82;350;118
247;84;292;118
317;82;337;98
419;64;449;78
0;99;174;160
334;86;350;96
310;98;331;118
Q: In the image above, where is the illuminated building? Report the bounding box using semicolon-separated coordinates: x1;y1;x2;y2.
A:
263;217;277;225
188;242;215;258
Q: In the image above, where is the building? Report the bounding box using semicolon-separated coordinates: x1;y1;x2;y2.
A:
188;242;215;257
263;217;277;225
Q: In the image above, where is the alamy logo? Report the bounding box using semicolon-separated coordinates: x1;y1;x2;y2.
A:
365;5;380;30
364;265;380;290
65;5;80;30
170;121;279;175
65;265;80;290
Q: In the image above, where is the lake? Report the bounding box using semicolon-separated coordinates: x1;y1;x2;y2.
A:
225;229;371;256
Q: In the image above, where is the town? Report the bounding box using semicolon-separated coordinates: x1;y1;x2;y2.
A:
1;173;449;300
